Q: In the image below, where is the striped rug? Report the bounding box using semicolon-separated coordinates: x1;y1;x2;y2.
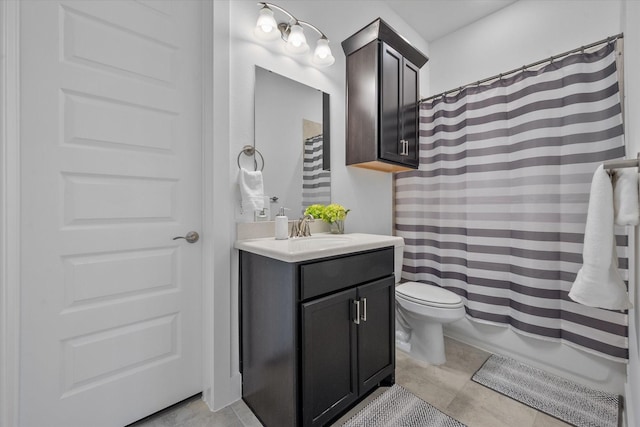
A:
472;354;621;427
342;385;466;427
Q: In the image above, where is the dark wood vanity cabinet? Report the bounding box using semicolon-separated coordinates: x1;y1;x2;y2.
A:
240;247;395;427
342;19;428;172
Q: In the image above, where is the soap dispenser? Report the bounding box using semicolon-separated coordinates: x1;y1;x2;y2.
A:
275;207;289;240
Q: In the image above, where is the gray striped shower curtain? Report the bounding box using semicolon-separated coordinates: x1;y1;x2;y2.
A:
395;42;629;361
302;134;331;209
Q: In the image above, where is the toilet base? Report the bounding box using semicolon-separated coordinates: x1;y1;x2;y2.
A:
407;322;447;365
395;338;411;354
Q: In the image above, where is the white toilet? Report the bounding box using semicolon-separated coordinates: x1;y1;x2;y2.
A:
394;243;465;365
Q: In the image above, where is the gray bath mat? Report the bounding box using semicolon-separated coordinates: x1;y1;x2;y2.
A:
342;384;466;427
472;354;621;427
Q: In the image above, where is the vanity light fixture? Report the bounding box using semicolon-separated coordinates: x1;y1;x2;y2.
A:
254;5;279;40
284;22;308;54
254;2;335;67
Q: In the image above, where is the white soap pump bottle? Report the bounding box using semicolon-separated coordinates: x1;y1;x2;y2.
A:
275;207;289;240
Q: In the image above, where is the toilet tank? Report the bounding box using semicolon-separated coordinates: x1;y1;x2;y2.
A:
394;241;405;284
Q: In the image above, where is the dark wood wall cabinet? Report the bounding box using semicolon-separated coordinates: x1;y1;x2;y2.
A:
240;247;395;427
342;19;428;172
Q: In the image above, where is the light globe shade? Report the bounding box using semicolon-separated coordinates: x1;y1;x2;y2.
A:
285;23;309;54
254;7;279;41
312;38;335;67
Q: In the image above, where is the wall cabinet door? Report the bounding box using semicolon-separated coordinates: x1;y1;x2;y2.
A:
401;58;420;167
380;42;402;164
357;277;395;392
302;288;358;427
380;42;419;168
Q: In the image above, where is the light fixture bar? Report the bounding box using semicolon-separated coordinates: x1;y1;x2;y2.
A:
297;20;326;38
258;2;296;22
254;2;335;67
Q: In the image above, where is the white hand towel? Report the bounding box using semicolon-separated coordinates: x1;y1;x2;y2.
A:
569;165;632;310
238;168;265;212
613;168;639;226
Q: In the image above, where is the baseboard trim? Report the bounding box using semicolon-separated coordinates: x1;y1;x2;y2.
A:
624;381;633;427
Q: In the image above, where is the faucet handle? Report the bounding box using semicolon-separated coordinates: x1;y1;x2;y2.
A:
290;220;300;238
301;215;312;237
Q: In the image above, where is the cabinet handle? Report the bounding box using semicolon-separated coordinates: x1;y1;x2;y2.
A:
353;300;361;325
361;298;367;322
399;139;409;156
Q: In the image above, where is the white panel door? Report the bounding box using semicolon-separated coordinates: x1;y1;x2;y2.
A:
19;1;203;426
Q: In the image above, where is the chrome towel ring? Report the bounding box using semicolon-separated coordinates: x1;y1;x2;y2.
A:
237;145;265;171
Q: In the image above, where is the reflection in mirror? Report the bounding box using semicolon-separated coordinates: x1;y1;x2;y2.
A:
254;66;330;219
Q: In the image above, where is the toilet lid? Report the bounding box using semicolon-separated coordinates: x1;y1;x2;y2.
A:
396;282;463;307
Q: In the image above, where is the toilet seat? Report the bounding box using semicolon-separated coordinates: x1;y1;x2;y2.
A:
396;282;463;309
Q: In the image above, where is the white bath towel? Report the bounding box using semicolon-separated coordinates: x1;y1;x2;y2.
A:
613;168;639;226
569;165;632;310
238;168;265;212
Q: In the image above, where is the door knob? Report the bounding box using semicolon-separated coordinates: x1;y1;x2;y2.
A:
173;231;199;243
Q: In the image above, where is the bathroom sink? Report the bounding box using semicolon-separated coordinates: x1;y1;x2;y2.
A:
235;233;404;263
288;234;353;251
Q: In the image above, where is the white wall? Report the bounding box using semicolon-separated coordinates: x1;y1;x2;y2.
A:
429;0;627;394
210;0;430;409
622;0;640;424
429;0;623;95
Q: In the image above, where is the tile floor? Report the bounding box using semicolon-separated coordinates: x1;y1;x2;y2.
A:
131;337;571;427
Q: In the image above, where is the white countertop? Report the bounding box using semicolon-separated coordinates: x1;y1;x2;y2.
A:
234;232;404;263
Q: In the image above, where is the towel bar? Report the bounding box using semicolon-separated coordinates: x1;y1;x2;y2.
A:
237;145;265;171
603;153;640;170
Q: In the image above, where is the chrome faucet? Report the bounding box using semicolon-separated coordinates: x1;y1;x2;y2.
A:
290;214;314;238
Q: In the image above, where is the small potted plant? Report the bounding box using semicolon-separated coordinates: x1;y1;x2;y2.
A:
305;203;350;234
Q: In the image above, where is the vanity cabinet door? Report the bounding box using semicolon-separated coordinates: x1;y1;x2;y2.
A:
301;288;358;427
357;276;395;393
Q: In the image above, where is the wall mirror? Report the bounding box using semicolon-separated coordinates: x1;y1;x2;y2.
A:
254;66;330;219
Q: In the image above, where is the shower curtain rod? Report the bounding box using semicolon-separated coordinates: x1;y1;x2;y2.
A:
419;33;624;104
